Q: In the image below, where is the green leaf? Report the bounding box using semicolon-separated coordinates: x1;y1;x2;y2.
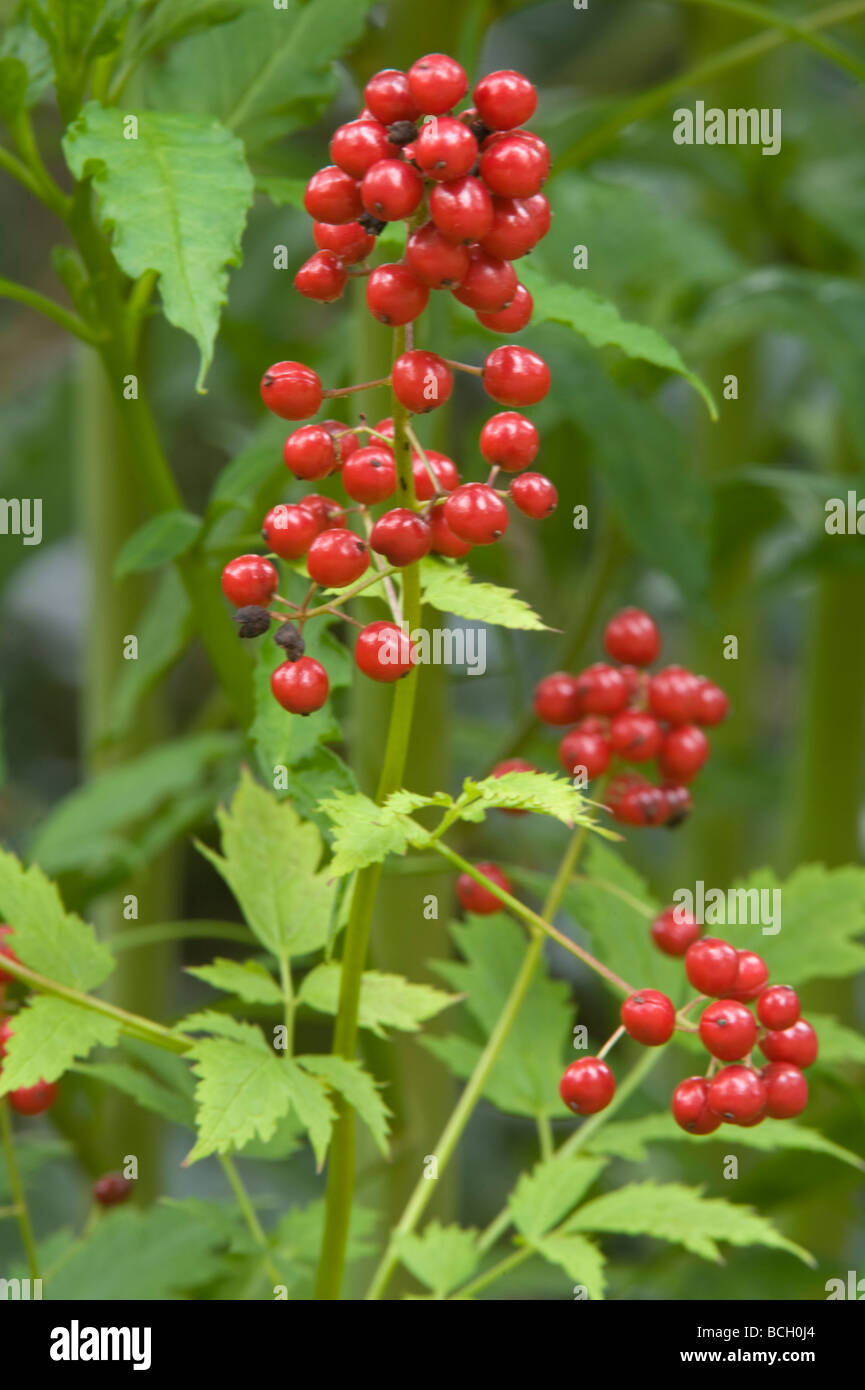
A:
113;509;202;578
533;1233;607;1300
460;771;595;827
520;263;716;418
567;1182;813;1265
420;558;550;630
806;1011;865;1070
790;155;865;261
297;1055;390;1157
177;1011;270;1046
197;768;336;958
134;0;258;58
71;1059;195;1128
0;847;114;990
107;569;193;741
298;962;459;1038
587;1112;864;1171
508;1155;608;1241
255;174;306;208
207;416;285;515
319;790;425;878
0;998;120;1093
186;957;283;1005
63;103;253;390
0;21;53;108
273;1197;379;1271
394;1222;481;1297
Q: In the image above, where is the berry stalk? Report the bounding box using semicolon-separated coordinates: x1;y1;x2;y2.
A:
0;1095;39;1279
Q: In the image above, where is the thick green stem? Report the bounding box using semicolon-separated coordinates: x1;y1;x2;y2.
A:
0;276;102;342
0;1098;40;1279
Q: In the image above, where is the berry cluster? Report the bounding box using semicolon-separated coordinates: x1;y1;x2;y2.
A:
0;925;58;1116
533;608;729;828
221;58;557;716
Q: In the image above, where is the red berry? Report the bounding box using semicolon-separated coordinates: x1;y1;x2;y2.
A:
558;729;610;781
299;494;345;531
366;263;429;325
477;284;533;333
684;937;740;996
663;784;693;828
759;1019;818;1069
392;350;453;413
524;191;551;238
672;1076;722;1134
429;175;494;243
509;471;557;519
559;1058;616;1115
263;504;319;560
651;906;701;957
693;679;729;726
480;197;539;260
452;249;518;312
699;1000;757;1061
412;449;459;501
429;501;472;557
303;166;362;224
479;411;538;471
603;608;660;667
361;158;424;221
456;862;511;916
271;657;329;714
221;555;278;608
576;663;629;716
480;133;548;197
283;424;337;480
313;220;375;264
330;119;394;177
260;361;323;421
444;483;508;545
408;54;468;115
405;222;470;288
474;70;538;131
370;508;432;566
621;989;676;1046
364;70;420;125
93;1172;134;1207
487;128;550;173
534;672;582;726
415;116;477;180
659;725;710;783
0;1017;13;1056
756;985;800;1032
725;950;769;1003
760;1062;808;1119
483;345;550;406
341;444;396;504
707;1065;767;1124
294;250;347;303
355;620;417;682
8;1079;58;1115
609;710;662;762
648;665;700;724
613;780;668;827
321;420;360;464
306;528;369;588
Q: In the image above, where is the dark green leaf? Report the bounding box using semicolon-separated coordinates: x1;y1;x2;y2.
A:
114;509;202;578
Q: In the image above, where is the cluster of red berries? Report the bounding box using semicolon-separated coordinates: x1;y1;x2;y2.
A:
0;925;58;1116
220;58;558;717
533;608;729;829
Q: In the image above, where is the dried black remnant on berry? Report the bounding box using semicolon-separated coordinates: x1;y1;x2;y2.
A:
359;211;387;236
274;622;306;659
387;119;418;146
234;606;271;638
465;117;491;142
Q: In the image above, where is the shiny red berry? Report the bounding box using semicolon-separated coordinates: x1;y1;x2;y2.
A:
415;116;477;180
756;985;800;1031
477;283;532;333
603;608;660;666
453;248;518;312
412;449;459;501
760;1062;808;1119
294;250;347;303
221;555;278;608
93;1172;134;1207
429;501;472;556
480;197;538;260
648;665;700;724
456;861;511;916
9;1079;58;1115
684;937;740;996
474;70;538;131
263;504;319;560
558;729;610;781
392;350;453;413
313;221;375;264
759;1018;818;1069
725;950;769;1003
355;620;417;681
576;663;629;716
361;158;424;221
330;119;394;177
444;483;508;544
707;1065;767;1124
483;345;550;406
306;528;369;587
366;263;429;325
369;508;432;566
429;175;494;243
260;361;323;421
524;191;551;238
480;411;538;472
672;1076;722;1134
271;657;329;714
408;54;468;115
699;1000;758;1061
341;445;396;504
621;989;676;1046
559;1057;616;1115
534;672;582;725
693;678;729;726
613;781;668;827
299;494;345;531
509;471;557;518
303;166;362;224
364;70;420;125
405;222;470;287
609;710;663;762
659;724;710;782
283;424;337;480
651;906;701;957
479;133;548;197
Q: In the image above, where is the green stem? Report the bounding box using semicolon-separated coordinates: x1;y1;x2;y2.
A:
279;954;295;1058
0;276;103;343
674;0;865;82
219;1155;283;1289
0;1098;40;1279
537;1113;554;1162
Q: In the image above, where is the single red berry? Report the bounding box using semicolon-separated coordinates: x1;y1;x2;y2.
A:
407;54;468;115
490;758;538;815
707;1065;767;1124
479;411;538;472
684;937;740;996
361;158;424;221
370;508;432;566
452;248;518;312
0;1016;13;1056
558;729;610;781
412;449;459;501
306;528;369;588
725;950;769;1004
533;672;582;726
486;128;550;174
373;416;395;437
474;70;538;131
415;116;477;180
477;283;533;333
405;222;470;288
355;620;417;682
672;1076;723;1134
221;555;279;608
609;710;663;762
260;361;323;421
647;665;700;724
576;663;629;716
303;166;362;224
330;119;394;177
603;607;660;666
756;985;800;1032
693;678;729;726
559;1058;616;1116
480;133;548;197
483;345;550;406
760;1062;808;1119
341;445;396;504
366;263;429;325
429;175;494;243
759;1019;818;1069
659;724;710;783
509;471;557;518
524;191;551;238
299;494;345;531
621;989;676;1046
364;69;420;125
294;250;347;303
651;906;701;957
614;781;668;827
429;501;472;557
263;504;319;560
699;1000;758;1061
663;783;693;828
271;657;329;714
313;220;375;264
8;1079;58;1115
456;862;511;916
321;419;360;464
480;197;540;260
283;424;337;480
444;483;508;544
392;349;453;413
93;1172;134;1207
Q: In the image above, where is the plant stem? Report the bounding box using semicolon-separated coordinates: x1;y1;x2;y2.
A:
674;0;865;82
0;1098;40;1279
0;276;102;343
219;1155;283;1289
279;954;295;1058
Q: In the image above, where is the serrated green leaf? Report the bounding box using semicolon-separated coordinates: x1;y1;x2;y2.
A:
420;558;550;630
297;1055;390;1157
273;1197;379;1269
177;1011;270;1046
319;790;425;877
63;103;253;390
533;1234;607;1300
395;1222;481;1297
462;772;594;826
72;1060;195;1127
0;998;120;1092
186;957;283;1005
114;509;202;578
508;1155;608;1241
0;848;114;990
586;1112;863;1171
298;962;459;1038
